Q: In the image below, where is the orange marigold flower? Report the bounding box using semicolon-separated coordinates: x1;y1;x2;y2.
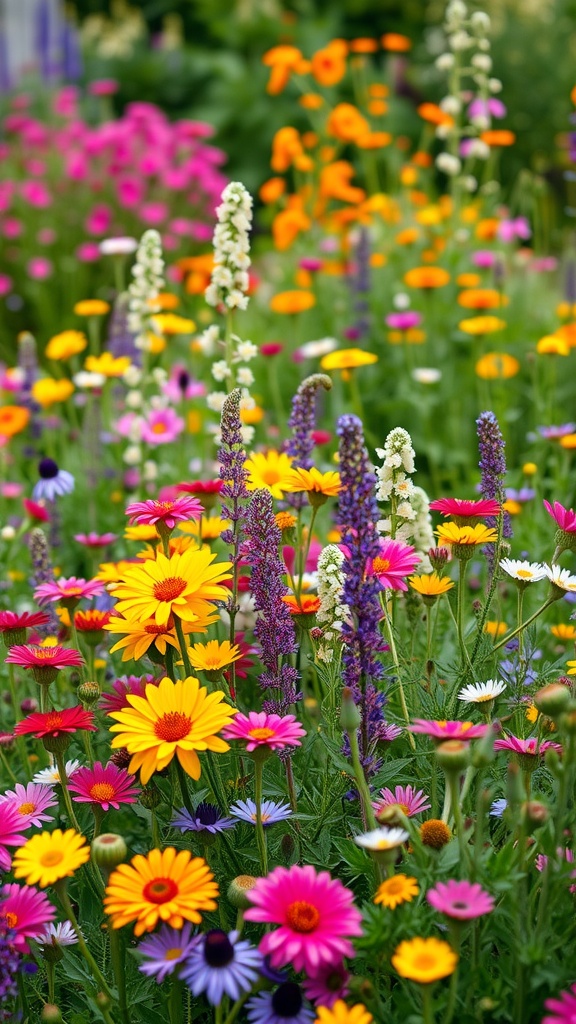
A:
396;228;420;245
381;33;412;51
299;93;324;110
326;103;370;143
412;151;433;168
350;37;378;53
272;205;312;251
320;161;365;205
271;127;304;173
368;99;388;116
480;129;516;147
0;405;30;438
475;218;500;241
456;273;481;288
259;177;286;205
536;335;570;356
404;266;450;289
269;290;316;314
262;45;303;95
475;352;520;379
74;299;110;316
282;594;321;616
311;41;348;86
357;131;392;149
417;102;454;127
458;288;508;310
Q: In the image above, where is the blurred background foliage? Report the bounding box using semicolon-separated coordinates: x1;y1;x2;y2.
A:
66;0;576;206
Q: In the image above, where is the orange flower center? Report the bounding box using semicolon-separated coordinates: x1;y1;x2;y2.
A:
4;912;17;928
154;712;192;742
153;577;187;602
372;557;391;574
40;850;64;867
261;468;281;486
145;623;171;635
44;713;63;730
151;422;167;434
248;727;276;741
414;953;437;970
18;802;35;815
164;947;183;961
285;900;320;933
35;649;57;659
142;877;179;904
89;782;116;802
384;878;405;894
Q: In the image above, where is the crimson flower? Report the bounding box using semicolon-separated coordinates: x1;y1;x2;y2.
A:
177;480;224;497
544;500;576;532
0;611;51;647
124;496;204;530
14;706;96;739
23;499;49;522
430;498;501;519
100;675;159;715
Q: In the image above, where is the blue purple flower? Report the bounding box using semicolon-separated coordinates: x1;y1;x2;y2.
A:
171;803;236;835
246;983;315;1024
138;922;198;983
229;798;293;826
180;929;261;1005
32;459;74;501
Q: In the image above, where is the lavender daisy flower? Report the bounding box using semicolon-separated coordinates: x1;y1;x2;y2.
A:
138;922;198;983
171;803;236;835
247;983;315;1024
490;799;507;818
229;798;293;826
180;929;261;1005
32;459;74;501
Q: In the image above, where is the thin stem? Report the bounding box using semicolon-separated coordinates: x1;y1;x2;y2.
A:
108;926;130;1024
421;984;435;1024
516;586;525;660
54;752;82;832
490;597;556;653
174;616;193;677
54;880;114;1002
169;976;184;1024
47;961;55;1004
174;757;195;816
164;644;176;681
449;774;470;874
380;595;415;750
347;727;378;832
253;758;268;876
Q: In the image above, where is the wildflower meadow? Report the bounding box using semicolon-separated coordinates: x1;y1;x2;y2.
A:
1;2;576;1022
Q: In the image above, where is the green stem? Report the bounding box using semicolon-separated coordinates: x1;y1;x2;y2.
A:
449;774;470;874
254;758;268;876
174;756;195;816
381;595;415;749
490;597;556;653
421;984;435;1024
54;880;114;1002
54;751;82;832
108;926;130;1024
164;644;176;681
517;587;525;660
169;976;184;1024
174;616;193;676
47;961;55;1004
347;727;378;832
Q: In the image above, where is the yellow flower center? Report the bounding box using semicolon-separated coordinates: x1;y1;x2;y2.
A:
154;711;192;742
372;557;391;574
248;727;276;741
44;713;63;730
383;878;405;894
475;694;493;703
41;849;64;867
164;947;183;961
89;782;116;802
18;802;35;815
413;953;438;970
153;577;187;602
516;569;533;578
142;877;179;904
285;900;320;933
4;912;17;928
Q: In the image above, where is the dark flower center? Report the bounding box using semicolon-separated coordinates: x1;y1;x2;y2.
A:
177;371;190;392
196;802;220;825
38;458;59;479
204;930;234;968
271;982;303;1016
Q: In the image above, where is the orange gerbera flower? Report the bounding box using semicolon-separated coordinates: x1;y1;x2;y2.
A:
404;267;450;289
381;32;412;51
311;42;348;86
271;127;304;173
259;177;286;204
417;103;454;127
327;104;370;143
475;353;520;379
319;161;365;205
459;316;506;335
269;290;316;314
262;45;303;95
458;288;508;310
282;594;321;615
480;129;516;147
0;405;30;438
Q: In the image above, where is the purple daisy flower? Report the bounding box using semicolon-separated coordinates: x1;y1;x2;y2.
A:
171;803;236;835
180;929;261;1005
138;923;198;983
32;459;74;501
0;782;57;829
247;983;315;1024
490;798;507;818
229;798;293;827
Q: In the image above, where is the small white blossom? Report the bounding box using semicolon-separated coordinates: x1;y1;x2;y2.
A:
123;445;142;465
237;367;254;387
235;340;258;361
212;360;233;382
436;153;462;176
205;182;253;310
127;229;164;348
206;391;228;413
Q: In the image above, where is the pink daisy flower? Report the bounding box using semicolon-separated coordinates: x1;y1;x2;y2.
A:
0;883;55;952
74;532;118;548
430;498;501;519
409;719;489;741
543;500;576;533
140;408;185;446
244;864;363;975
543;983;576;1024
426;879;495;920
222;712;306;752
34;576;105;607
0;610;51;635
373;785;431;818
100;675;159;715
67;761;140;811
0;802;28;871
535;848;576;891
493;735;562;757
124;496;204;530
0;783;58;828
366;538;420;591
5;645;84;672
302;960;350;1008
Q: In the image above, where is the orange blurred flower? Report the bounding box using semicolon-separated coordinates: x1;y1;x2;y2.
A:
271;127;304;173
459;316;506;335
480;130;516;147
327;103;370;143
404;266;450;289
475;353;520;379
0;405;30;438
458;288;508;310
456;273;481;288
269;290;316;314
272;201;311;251
319;161;365;205
357;131;392;149
417;103;454;127
259;177;286;204
299;93;324;110
262;45;304;95
311;42;348;87
381;33;412;52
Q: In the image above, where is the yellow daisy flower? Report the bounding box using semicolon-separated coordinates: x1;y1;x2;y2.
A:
314;1001;374;1024
551;624;576;641
104;613;213;662
74;299;110;316
45;330;87;361
392;936;458;983
32;378;75;408
374;873;420;910
436;522;498;546
408;573;454;596
244;451;295;500
187;639;242;672
84;353;132;377
320;348;378;371
108;547;232;627
104;847;218;936
96;560;145;584
12;829;90;887
284;466;341;498
108;675;237;783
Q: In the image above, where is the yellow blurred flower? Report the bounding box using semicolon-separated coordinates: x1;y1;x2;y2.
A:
74;299;110;316
32;378;74;407
84;353;132;377
45;330;87;360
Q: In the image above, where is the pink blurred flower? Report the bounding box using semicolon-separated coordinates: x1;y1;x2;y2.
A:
27;257;53;280
0;274;12;296
140;408;185;445
543;982;576;1024
426;879;495;920
116;177;145;208
21;181;51;208
0;482;22;498
430;497;501;519
74;532;117;548
88;79;119;97
544;500;576;532
410;719;489;740
141;201;169;226
85;204;112;236
53;87;78;118
37;228;56;245
76;242;101;262
2;218;22;239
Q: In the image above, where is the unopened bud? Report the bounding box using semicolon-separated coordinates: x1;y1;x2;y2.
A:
435;738;471;773
280;833;296;863
77;681;101;706
227;875;258;910
42;733;71;756
521;800;549;828
340;687;361;732
41;1006;63;1023
428;547;449;571
534;683;571;717
559;707;576;735
91;833;127;870
139;784;161;809
506;761;524;807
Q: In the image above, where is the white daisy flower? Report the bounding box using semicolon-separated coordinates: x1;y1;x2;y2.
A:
33;759;82;785
354;827;409;851
499;558;547;583
458;679;507;703
545;565;576;591
39;921;79;947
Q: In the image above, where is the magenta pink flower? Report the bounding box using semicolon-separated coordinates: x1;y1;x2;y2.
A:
410;719;489;741
373;785;431;818
27;256;53;280
0;782;57;829
222;712;306;752
543;983;576;1024
493;735;562;757
0;883;56;952
14;706;96;739
302;961;350;1008
544;500;576;533
244;864;363;975
74;532;118;548
365;538;420;591
0;610;51;635
67;761;140;811
34;576;105;607
140;408;185;446
124;496;204;530
430;498;502;518
426;879;495;920
0;803;28;871
385;311;423;330
100;675;159;715
5;644;84;671
535;847;575;889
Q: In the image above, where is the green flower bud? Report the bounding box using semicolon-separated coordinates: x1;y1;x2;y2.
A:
435;738;471;773
339;687;361;732
77;681;101;706
534;683;571;717
227;875;258;910
91;833;127;870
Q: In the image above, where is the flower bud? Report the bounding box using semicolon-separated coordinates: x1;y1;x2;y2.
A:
435;738;471;773
21;697;38;714
91;833;127;870
227;875;258;910
140;784;161;809
559;707;576;735
41;1006;63;1023
42;733;71;756
534;683;571;717
77;681;101;706
521;801;549;828
506;761;524;808
280;833;296;863
339;687;361;732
